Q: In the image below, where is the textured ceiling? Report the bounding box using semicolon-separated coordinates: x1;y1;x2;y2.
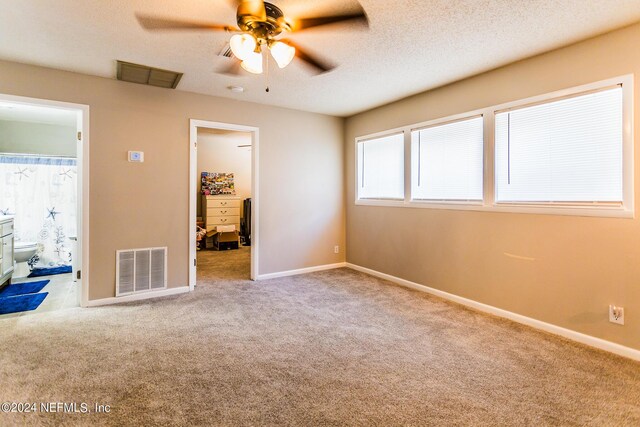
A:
2;1;640;117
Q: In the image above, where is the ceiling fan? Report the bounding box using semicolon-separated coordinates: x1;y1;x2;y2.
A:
136;0;369;76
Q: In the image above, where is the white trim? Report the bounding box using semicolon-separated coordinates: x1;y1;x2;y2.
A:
355;128;406;143
257;262;347;280
354;199;635;218
355;132;406;202
353;75;635;219
346;263;640;362
0;93;90;307
491;75;634;216
355;199;406;207
86;286;189;307
79;105;90;308
410;113;485;204
188;119;259;290
189;121;197;291
357;198;632;217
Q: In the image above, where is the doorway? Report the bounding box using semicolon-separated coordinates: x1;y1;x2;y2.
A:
0;93;89;314
188;120;258;290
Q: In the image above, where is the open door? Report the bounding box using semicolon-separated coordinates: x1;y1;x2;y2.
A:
188;119;259;290
0;92;89;310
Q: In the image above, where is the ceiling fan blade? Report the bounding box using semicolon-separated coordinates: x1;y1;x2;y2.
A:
290;8;368;32
136;14;237;32
281;39;335;74
237;0;267;21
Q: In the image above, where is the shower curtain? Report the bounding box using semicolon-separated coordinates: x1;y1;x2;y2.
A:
0;155;77;269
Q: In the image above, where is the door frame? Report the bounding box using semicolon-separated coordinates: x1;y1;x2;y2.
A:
188;119;259;289
0;93;90;307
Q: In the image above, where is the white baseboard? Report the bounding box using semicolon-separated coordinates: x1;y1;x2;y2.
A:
346;263;640;362
85;286;190;307
257;262;347;280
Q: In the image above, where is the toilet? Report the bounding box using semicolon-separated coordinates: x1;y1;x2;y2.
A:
14;241;38;278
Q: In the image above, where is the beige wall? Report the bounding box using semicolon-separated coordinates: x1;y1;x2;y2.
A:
0;59;345;300
196;130;252;218
345;23;640;350
0;120;76;156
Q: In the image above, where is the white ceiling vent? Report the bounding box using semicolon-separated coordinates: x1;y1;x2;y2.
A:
116;247;167;296
116;60;183;89
218;43;234;58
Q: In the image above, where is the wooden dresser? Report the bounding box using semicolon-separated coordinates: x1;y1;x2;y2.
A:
202;195;241;232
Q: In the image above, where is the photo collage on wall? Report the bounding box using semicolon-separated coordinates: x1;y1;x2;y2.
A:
201;172;236;195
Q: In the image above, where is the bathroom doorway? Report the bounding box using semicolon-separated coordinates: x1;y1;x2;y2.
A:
0;94;89;316
188;120;259;290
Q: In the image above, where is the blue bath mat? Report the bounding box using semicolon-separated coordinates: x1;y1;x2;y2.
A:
0;280;50;297
28;265;72;277
0;292;48;315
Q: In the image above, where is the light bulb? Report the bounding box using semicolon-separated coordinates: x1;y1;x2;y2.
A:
230;34;257;61
269;41;296;68
241;51;263;74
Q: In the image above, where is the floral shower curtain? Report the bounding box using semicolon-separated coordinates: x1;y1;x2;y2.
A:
0;155;77;268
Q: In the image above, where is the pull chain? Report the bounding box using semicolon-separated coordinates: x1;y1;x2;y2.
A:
265;45;270;93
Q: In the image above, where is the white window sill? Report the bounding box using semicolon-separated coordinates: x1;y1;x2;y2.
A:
355;198;634;218
355;199;406;207
489;203;634;219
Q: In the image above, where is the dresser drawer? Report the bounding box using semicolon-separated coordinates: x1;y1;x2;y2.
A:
208;199;241;208
206;223;240;232
207;207;240;217
208;215;240;225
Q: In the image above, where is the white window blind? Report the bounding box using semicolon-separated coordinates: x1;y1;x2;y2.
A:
412;116;484;201
357;133;404;200
495;87;623;204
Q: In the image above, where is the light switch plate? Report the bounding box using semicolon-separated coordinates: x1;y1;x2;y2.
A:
128;151;144;162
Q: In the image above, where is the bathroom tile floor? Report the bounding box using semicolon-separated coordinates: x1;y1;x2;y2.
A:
0;272;78;319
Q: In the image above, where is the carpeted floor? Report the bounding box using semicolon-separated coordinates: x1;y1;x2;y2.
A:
0;247;639;426
196;245;252;281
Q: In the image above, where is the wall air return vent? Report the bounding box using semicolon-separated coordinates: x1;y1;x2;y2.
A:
116;247;167;296
116;60;183;89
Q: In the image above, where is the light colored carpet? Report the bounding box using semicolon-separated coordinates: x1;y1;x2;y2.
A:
0;247;638;426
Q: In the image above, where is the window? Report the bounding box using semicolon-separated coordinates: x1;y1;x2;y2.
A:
495;87;624;204
412;116;484;202
357;133;404;200
354;75;632;216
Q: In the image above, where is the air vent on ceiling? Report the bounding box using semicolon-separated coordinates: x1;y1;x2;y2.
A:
116;60;183;89
116;247;167;296
218;43;234;58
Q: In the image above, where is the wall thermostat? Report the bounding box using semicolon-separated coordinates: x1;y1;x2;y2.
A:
128;151;144;162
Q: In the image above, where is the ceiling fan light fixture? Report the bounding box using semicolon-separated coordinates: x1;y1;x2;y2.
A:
269;41;296;69
136;0;370;77
230;33;257;60
241;51;263;74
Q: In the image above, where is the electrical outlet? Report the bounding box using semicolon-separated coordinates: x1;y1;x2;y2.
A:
334;245;340;254
609;305;624;325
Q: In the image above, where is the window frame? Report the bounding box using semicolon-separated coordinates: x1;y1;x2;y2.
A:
491;80;632;215
355;130;406;205
354;75;634;218
410;113;485;204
